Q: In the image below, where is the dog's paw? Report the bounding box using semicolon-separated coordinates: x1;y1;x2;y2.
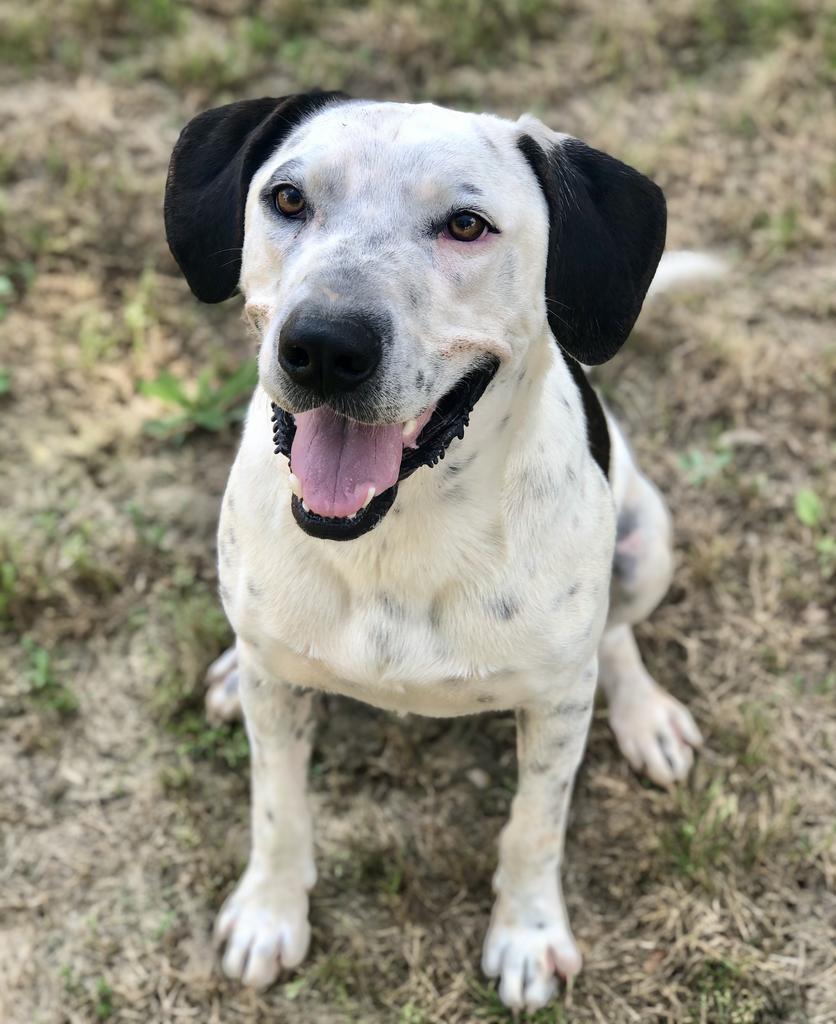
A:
215;869;311;989
610;684;702;786
205;646;242;722
482;910;581;1012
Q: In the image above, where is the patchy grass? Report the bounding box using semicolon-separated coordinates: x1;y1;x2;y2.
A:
1;1;833;1022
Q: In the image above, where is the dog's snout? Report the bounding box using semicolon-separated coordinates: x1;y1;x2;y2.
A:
278;310;383;397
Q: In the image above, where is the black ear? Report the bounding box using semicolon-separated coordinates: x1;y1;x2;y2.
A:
518;134;666;364
164;91;349;303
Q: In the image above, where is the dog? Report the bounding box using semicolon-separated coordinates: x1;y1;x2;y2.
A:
164;91;707;1013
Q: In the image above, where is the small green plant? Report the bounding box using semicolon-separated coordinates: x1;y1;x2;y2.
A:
794;487;823;528
679;446;732;485
0;366;12;394
172;711;249;769
816;536;836;578
95;977;114;1020
140;360;257;441
0;273;13;320
795;487;833;577
22;637;79;717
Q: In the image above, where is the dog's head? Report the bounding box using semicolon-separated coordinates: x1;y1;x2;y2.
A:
165;94;665;540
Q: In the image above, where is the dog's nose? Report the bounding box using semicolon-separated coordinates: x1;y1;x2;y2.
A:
278;311;382;396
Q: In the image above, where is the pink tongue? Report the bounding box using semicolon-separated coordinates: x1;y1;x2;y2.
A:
291;407;404;518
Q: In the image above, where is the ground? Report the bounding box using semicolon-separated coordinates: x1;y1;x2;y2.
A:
0;1;834;1022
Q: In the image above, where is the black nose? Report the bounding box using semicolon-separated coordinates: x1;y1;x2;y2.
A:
278;310;383;397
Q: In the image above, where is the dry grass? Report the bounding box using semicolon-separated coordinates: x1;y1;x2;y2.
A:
0;1;834;1021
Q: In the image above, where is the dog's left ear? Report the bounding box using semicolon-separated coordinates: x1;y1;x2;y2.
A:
518;132;666;365
165;90;349;303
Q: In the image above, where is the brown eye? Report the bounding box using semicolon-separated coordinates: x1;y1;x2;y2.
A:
274;184;306;217
446;210;488;242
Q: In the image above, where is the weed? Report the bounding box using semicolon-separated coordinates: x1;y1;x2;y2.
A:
795;487;824;528
122;267;157;351
815;535;836;578
679;446;733;486
22;637;79;717
0;274;13;321
140;360;257;441
94;977;114;1020
171;711;249;771
684;957;770;1024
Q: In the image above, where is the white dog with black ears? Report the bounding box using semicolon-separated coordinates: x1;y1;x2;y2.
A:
164;91;711;1013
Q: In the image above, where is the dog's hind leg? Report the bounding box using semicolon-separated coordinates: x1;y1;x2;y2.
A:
599;434;702;785
205;646;242;722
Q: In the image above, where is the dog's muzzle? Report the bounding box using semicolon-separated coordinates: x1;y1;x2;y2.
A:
272;357;499;540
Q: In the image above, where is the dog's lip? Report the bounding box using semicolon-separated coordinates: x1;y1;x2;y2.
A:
290;487;399;541
271;356;500;539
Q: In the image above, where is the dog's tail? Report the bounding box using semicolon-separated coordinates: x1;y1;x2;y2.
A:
647;250;726;299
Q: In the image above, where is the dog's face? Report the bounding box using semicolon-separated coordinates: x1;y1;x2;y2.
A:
165;94;665;540
243;102;545;422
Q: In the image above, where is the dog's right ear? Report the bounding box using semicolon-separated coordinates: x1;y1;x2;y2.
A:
164;91;348;303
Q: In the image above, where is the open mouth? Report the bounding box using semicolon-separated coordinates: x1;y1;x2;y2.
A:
271;357;499;540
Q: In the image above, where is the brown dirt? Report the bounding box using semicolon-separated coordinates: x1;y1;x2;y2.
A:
1;1;834;1022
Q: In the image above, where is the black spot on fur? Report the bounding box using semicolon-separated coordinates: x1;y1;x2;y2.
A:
490;594;519;621
613;508;642;583
553;698;592;716
443;482;467;502
550;780;571;821
520;468;560;504
377;591;406;620
370;625;394;671
415;368;425;387
266;809;274;823
617;507;640;540
568;582;580;596
429;594;445;631
446;452;476;477
476;694;495;704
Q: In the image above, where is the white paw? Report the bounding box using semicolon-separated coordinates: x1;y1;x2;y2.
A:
215;868;311;989
610;684;703;786
482;910;581;1012
205;646;242;722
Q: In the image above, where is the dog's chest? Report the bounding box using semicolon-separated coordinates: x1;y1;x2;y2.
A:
220;486;610;716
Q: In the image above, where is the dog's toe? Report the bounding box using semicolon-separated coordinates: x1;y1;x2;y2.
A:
611;685;702;786
482;912;581;1012
215;869;310;989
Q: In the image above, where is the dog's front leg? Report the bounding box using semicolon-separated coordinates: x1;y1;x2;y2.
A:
215;646;317;989
482;660;596;1012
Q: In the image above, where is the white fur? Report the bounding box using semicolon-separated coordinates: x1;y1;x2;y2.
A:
198;99;705;1011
